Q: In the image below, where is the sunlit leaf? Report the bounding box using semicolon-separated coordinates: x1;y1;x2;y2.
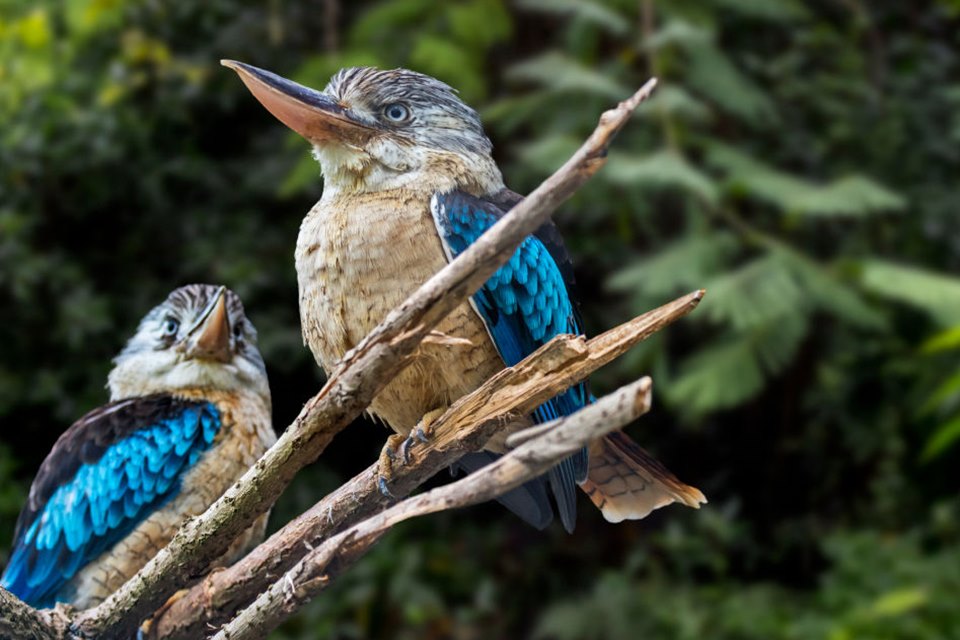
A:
922;416;960;461
921;325;960;353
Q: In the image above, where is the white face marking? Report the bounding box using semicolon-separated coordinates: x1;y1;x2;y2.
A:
107;285;270;407
310;67;505;195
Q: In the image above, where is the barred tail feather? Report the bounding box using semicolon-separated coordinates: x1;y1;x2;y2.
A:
582;431;706;523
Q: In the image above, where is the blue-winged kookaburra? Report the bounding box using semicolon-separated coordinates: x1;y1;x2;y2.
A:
224;61;705;532
1;284;275;608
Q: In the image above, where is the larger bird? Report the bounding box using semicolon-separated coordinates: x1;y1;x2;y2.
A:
225;61;704;532
1;284;275;608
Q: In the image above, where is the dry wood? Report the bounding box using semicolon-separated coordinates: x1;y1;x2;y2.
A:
213;377;654;640
147;290;703;639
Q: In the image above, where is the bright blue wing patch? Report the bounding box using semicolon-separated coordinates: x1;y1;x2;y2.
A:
1;401;220;607
432;191;589;532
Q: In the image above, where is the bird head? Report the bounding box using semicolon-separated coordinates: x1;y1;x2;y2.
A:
108;284;270;407
223;61;504;195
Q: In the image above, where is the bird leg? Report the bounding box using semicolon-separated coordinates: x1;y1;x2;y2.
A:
137;586;192;639
400;407;446;462
377;433;408;497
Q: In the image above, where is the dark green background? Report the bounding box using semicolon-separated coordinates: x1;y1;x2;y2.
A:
2;1;960;638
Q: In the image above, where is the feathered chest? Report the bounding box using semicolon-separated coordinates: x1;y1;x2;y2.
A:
295;189;451;370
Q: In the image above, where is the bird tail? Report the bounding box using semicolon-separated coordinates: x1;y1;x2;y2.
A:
453;451;554;530
581;431;706;522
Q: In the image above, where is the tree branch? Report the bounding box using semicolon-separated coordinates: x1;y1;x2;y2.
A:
145;289;702;639
0;588;71;640
213;377;654;640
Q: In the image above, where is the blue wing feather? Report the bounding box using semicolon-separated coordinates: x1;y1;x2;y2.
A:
0;396;221;607
432;190;589;532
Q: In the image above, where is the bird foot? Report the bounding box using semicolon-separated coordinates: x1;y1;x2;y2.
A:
399;407;445;462
377;434;407;498
137;588;189;639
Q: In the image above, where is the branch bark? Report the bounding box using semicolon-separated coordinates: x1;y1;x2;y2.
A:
147;289;703;639
0;589;71;640
213;377;654;640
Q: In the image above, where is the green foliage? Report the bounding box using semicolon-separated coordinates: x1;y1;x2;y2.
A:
534;505;960;640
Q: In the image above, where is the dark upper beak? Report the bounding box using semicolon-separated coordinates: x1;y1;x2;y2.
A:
221;59;374;145
185;286;232;363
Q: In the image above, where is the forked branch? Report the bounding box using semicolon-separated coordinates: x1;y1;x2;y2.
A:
213;377;654;640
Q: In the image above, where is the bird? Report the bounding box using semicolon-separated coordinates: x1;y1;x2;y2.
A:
1;284;276;609
224;60;705;532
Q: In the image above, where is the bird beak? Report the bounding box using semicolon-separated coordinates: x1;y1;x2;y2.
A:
185;286;232;363
221;59;374;146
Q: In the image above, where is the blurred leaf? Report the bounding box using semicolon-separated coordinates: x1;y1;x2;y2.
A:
669;311;807;413
608;231;738;299
685;43;778;124
637;85;714;125
710;0;809;22
858;260;960;327
702;253;805;331
643;18;712;51
446;0;512;48
922;416;960;461
604;149;719;204
516;0;630;36
922;325;960;353
775;249;888;330
792;176;906;217
516;134;582;173
506;52;630;100
409;35;485;101
707;144;905;217
17;9;51;48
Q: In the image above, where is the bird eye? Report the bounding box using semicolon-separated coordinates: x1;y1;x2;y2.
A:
382;103;411;123
233;323;243;339
162;317;180;337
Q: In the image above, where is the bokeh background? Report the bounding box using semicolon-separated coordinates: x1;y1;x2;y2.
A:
2;1;960;638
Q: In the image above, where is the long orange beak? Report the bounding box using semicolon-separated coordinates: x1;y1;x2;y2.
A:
186;287;232;363
221;59;374;146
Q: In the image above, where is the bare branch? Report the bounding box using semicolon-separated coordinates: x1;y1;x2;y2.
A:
0;588;71;640
214;377;654;640
146;290;702;639
65;78;658;639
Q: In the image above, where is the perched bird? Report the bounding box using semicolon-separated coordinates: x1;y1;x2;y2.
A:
225;61;705;532
1;285;275;609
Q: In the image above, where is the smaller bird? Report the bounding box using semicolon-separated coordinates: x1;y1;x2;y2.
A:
1;284;275;609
